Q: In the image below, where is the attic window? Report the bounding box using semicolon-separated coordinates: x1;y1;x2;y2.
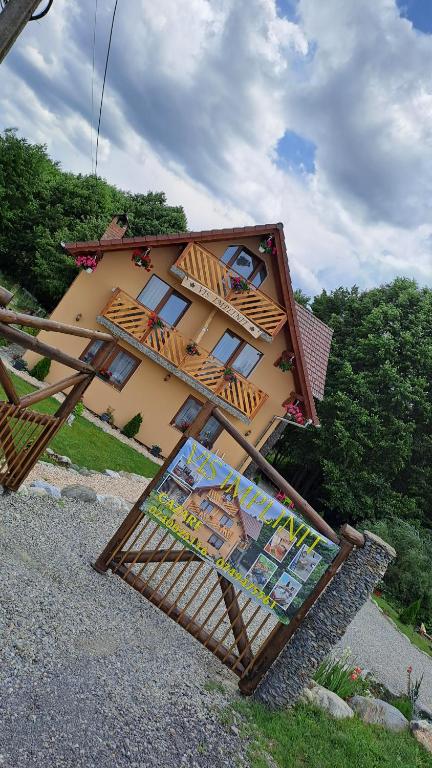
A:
221;245;267;288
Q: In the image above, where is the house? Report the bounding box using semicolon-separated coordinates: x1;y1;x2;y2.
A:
25;218;333;468
161;479;262;560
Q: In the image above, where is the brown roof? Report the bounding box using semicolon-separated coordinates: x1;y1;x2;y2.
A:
295;303;333;401
64;222;333;422
238;508;263;541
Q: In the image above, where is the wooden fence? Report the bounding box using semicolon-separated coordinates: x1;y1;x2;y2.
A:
94;402;364;694
0;286;116;490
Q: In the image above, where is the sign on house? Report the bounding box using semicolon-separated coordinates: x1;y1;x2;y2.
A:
142;438;340;625
181;276;262;338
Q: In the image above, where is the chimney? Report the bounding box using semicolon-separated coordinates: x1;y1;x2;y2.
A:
101;213;129;241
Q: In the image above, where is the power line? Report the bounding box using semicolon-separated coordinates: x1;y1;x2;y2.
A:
90;0;98;174
94;0;119;177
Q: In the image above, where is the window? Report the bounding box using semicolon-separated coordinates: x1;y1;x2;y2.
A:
137;275;190;326
211;330;262;378
220;514;233;528
81;341;140;390
221;245;267;288
200;500;214;513
171;396;223;448
208;533;224;550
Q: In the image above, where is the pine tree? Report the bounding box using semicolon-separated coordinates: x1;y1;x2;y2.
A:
121;413;143;439
30;356;51;381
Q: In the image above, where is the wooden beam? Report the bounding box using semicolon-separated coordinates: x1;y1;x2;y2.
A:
0;323;94;373
213;406;340;545
339;524;365;548
0;287;14;307
19;373;88;408
0;359;20;405
0;308;113;342
112;549;202;565
218;576;254;668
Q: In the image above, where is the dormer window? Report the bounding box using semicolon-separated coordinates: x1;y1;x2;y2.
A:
221;246;267;288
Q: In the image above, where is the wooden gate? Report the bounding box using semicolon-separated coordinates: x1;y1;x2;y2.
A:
0;285;116;490
94;403;364;694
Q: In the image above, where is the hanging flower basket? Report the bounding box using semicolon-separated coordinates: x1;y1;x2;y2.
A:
185;341;200;356
231;276;250;293
285;401;306;426
275;351;295;372
75;253;99;273
131;248;153;271
223;367;237;384
259;235;277;257
178;420;191;433
275;491;295;509
147;312;164;330
99;368;112;381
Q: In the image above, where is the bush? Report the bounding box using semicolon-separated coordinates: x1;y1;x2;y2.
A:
121;413;142;439
399;598;422;627
30;356;51;381
73;401;84;418
391;695;413;721
314;651;369;700
365;517;432;626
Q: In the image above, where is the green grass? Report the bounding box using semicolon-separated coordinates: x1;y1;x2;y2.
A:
236;701;432;768
372;595;432;658
1;371;159;477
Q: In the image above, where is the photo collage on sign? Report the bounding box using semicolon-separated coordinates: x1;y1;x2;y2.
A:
143;438;339;625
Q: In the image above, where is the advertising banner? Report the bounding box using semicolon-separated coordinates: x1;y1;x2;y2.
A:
141;438;340;624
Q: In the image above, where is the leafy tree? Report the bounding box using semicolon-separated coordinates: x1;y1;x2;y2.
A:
122;413;143;439
399;598;422;627
272;278;432;528
0;130;187;309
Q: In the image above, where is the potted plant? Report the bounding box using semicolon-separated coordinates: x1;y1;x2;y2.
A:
231;276;250;293
223;367;236;384
12;355;28;371
275;351;295;372
75;253;99;273
285;401;305;426
100;406;115;425
149;445;162;457
147;312;164;330
99;368;113;381
185;341;200;356
131;248;153;271
178;420;191;432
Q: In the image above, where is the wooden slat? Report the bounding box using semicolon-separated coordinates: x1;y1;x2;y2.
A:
0;308;113;342
19;373;88;407
0;359;20;404
0;323;94;373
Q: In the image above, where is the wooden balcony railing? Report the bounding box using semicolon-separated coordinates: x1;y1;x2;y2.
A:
173;243;287;340
101;289;268;421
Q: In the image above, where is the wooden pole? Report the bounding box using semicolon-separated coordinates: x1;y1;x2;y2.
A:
0;308;113;342
0;323;95;374
18;373;88;408
0;287;14;307
213;407;340;545
0;0;41;63
0;359;20;405
93;401;215;573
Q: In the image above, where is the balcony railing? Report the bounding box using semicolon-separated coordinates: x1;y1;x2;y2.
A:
100;289;268;421
172;243;287;340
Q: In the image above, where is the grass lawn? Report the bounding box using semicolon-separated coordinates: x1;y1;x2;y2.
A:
372;595;432;658
236;701;432;768
0;371;159;477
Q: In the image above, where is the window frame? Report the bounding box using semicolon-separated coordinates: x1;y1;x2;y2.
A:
221;245;267;288
208;533;225;550
170;395;223;446
80;341;141;391
137;275;191;327
219;514;234;528
211;330;263;378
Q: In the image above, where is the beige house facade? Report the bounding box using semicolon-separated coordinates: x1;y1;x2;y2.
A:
25;221;332;469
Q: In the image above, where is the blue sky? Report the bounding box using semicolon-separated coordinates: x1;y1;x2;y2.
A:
0;0;431;298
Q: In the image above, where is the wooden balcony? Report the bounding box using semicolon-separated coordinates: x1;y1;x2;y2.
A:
171;243;287;341
99;289;268;422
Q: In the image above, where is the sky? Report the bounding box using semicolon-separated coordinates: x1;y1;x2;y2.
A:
0;0;431;298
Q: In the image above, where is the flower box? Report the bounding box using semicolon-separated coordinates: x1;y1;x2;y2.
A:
131;248;153;271
185;342;200;356
223;367;237;384
231;276;250;293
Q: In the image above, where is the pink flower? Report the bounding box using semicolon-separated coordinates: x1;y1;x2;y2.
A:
350;673;358;681
407;665;413;674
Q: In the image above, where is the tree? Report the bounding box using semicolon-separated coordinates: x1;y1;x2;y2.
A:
0;130;187;309
122;413;143;439
30;356;51;381
272;278;432;528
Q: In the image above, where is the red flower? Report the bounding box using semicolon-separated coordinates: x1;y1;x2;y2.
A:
407;665;413;674
350;673;358;681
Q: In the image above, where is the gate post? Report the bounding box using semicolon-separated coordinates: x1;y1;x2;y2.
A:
252;529;396;709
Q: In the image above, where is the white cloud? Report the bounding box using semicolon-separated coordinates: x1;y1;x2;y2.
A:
0;0;431;297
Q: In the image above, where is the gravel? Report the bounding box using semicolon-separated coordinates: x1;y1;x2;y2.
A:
337;600;432;715
0;494;251;768
26;462;149;504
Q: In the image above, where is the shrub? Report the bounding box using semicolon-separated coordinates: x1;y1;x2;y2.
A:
30;356;51;381
314;651;369;700
73;400;84;418
365;517;432;626
391;696;413;720
399;598;422;627
121;413;142;439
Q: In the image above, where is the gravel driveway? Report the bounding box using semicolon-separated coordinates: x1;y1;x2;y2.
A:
0;494;249;768
338;600;432;714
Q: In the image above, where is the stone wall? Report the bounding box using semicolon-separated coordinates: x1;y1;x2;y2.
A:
254;531;396;709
